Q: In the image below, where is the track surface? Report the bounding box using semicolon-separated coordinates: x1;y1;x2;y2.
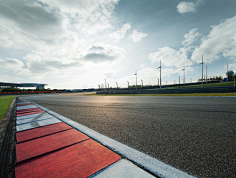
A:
25;94;236;177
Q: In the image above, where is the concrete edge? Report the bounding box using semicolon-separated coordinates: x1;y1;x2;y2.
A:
28;99;196;178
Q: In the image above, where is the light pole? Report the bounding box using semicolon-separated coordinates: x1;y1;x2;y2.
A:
116;82;118;90
199;55;204;88
105;78;106;90
134;72;137;90
127;81;129;89
234;73;236;86
227;61;228;82
157;78;159;88
206;63;208;84
179;76;180;88
233;63;236;86
141;79;143;89
190;78;192;83
158;60;162;89
182;66;185;86
107;83;109;90
234;62;236;86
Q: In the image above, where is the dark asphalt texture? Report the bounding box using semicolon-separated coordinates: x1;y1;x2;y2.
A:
25;95;236;178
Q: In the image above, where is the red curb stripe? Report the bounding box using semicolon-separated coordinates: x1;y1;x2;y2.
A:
16;129;89;162
16;122;73;143
17;108;42;113
17;103;33;106
15;139;121;178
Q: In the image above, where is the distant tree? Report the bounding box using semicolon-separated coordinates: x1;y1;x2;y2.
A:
2;88;21;92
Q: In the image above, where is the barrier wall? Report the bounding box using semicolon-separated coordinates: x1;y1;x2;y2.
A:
97;86;236;94
0;91;62;95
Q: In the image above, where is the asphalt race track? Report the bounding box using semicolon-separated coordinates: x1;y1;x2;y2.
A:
25;94;236;178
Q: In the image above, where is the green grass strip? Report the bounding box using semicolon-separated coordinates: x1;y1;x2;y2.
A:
0;96;16;121
91;93;236;96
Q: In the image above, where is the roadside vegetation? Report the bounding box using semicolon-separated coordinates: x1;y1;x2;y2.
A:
1;88;58;92
0;96;16;120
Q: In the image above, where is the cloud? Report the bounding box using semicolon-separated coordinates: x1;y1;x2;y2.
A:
0;0;69;49
23;54;80;74
109;23;131;40
130;30;148;43
39;0;120;34
191;15;236;63
177;0;204;14
83;43;126;63
0;0;120;50
149;46;192;68
182;28;201;46
0;58;30;75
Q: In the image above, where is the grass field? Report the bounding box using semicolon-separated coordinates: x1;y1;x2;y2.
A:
0;96;16;121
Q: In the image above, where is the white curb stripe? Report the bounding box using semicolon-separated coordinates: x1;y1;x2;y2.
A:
90;159;155;178
30;100;196;178
16;113;55;125
17;105;37;110
17;102;31;105
16;118;61;132
16;113;43;120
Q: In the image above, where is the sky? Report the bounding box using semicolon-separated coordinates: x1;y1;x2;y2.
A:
0;0;236;89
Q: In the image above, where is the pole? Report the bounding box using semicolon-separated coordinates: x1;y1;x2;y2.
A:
234;74;235;86
141;80;143;89
199;55;204;88
134;73;137;90
202;56;203;88
116;82;118;90
127;81;129;89
158;60;162;89
182;66;185;87
206;63;208;84
157;78;159;88
227;61;228;82
179;76;180;88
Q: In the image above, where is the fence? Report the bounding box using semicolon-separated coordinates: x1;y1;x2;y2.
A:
97;86;236;94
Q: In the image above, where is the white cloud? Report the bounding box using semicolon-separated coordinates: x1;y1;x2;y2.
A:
39;0;119;34
0;0;126;82
149;46;192;68
131;30;148;43
182;28;201;46
83;43;126;63
109;23;131;40
191;15;236;63
0;58;30;75
177;0;204;14
0;0;69;49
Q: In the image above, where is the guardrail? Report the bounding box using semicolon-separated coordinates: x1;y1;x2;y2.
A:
97;86;236;94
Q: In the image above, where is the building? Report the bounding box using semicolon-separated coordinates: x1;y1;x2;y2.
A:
0;82;47;90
